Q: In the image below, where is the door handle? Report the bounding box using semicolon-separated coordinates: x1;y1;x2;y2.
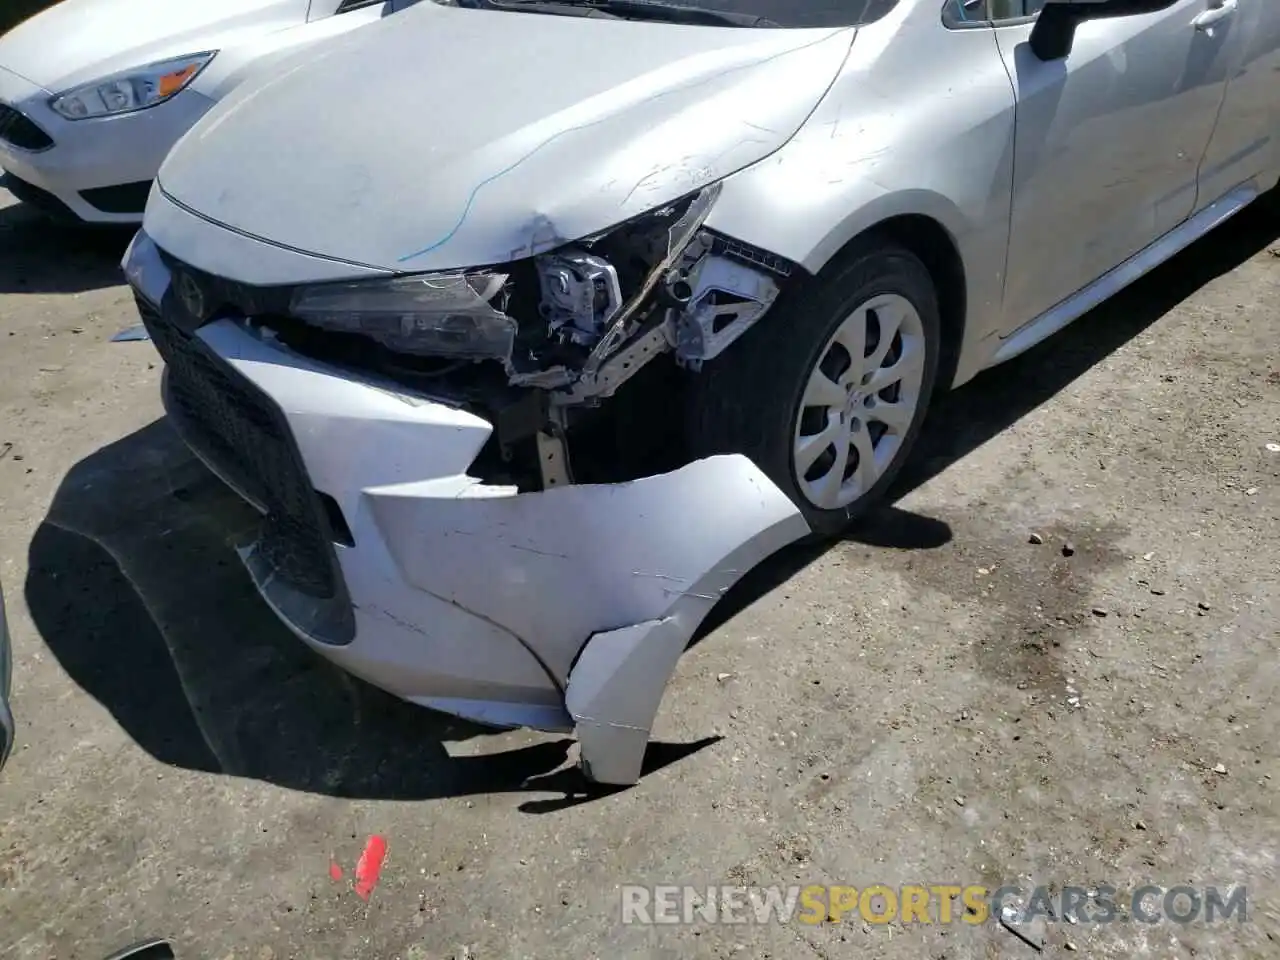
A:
1193;0;1238;31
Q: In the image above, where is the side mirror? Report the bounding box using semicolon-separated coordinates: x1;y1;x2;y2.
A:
1030;0;1178;61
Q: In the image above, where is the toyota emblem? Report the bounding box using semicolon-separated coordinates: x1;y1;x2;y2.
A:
175;271;205;320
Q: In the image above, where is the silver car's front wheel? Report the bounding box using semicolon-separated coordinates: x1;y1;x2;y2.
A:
793;293;928;510
688;239;942;538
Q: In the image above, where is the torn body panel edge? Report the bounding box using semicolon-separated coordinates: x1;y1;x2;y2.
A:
566;506;808;785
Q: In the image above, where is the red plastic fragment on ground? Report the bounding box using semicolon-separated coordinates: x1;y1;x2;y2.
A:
329;861;344;882
353;835;388;901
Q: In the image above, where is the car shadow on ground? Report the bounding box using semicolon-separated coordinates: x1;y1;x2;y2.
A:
23;420;714;808
698;200;1280;638
0;200;133;294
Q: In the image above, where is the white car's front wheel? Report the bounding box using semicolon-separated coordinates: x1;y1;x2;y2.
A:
689;239;942;538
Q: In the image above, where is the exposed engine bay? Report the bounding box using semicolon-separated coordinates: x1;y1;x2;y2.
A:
262;184;797;493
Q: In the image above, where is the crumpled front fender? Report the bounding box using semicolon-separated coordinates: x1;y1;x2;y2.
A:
368;457;810;784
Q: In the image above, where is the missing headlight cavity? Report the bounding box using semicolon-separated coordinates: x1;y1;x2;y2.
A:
526;183;793;399
667;232;788;372
514;184;725;393
279;183;792;401
269;183;798;490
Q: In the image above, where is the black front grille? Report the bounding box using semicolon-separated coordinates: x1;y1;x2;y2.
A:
81;180;153;215
136;293;344;602
0;103;53;151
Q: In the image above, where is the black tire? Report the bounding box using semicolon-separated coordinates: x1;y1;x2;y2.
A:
687;238;942;539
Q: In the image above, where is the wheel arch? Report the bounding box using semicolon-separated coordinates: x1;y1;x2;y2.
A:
708;185;977;392
787;205;970;395
849;212;968;395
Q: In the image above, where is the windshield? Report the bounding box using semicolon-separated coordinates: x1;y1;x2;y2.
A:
437;0;899;29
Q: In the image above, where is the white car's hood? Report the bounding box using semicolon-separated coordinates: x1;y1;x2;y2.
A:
156;5;854;274
0;0;309;92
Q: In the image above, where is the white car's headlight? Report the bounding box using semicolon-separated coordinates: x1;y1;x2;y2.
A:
289;271;517;361
49;52;217;120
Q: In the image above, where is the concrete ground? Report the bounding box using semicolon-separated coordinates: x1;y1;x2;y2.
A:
0;185;1277;960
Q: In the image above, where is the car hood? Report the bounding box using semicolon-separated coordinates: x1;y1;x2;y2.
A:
0;0;309;92
155;5;855;274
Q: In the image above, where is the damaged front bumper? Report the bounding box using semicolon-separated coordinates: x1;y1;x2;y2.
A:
124;231;809;786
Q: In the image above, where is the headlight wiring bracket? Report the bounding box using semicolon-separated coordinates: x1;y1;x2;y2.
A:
578;180;723;380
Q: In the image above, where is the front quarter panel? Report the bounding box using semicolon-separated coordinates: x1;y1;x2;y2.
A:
705;1;1017;384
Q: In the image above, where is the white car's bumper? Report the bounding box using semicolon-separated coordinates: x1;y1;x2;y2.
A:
124;231;809;785
0;64;214;224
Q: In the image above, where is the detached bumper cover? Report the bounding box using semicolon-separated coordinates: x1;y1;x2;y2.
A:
125;231;809;785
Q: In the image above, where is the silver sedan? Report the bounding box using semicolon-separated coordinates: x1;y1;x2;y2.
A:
124;0;1280;784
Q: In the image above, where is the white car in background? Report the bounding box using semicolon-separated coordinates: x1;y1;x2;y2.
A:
0;0;425;224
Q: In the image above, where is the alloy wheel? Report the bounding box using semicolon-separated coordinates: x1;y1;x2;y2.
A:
792;293;927;510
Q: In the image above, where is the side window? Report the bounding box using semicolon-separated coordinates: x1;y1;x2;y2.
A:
999;0;1047;16
336;0;385;12
945;0;1047;22
951;0;989;19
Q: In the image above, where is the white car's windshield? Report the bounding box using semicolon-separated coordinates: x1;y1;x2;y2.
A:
440;0;898;28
